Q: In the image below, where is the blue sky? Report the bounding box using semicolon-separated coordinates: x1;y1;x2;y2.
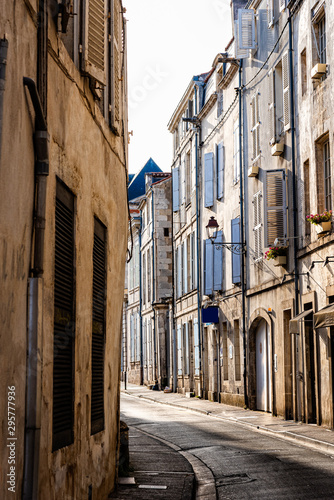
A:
125;0;232;173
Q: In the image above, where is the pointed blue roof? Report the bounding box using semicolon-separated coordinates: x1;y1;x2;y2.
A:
128;158;162;201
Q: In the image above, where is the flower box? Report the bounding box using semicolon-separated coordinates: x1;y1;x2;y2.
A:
273;255;286;267
315;221;331;234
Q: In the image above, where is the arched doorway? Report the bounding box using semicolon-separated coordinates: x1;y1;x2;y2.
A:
256;319;271;412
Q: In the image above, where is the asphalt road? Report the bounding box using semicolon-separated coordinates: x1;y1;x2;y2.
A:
121;393;334;499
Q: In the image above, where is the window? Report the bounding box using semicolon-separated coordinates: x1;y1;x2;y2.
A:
164;227;169;237
53;180;75;451
222;322;228;381
318;15;326;63
217;91;223;118
204;232;223;295
316;135;331;213
91;218;106;435
182;240;187;295
183;323;190;376
187;234;191;292
234;118;241;179
177;324;183;375
136;313;140;362
204;152;214;207
303;160;311;236
130;314;135;362
264;169;287;247
142;252;146;306
231;218;241;284
324;140;332;211
250;93;260;161
253;191;263;261
172;166;180;212
147;248;151;303
186;151;191;205
267;0;274;28
301;49;307;96
194;318;200;377
217;142;224;200
312;8;326;67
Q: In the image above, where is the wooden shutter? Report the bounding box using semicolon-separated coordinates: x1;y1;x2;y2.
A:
177;324;183;375
53;181;75;451
136;313;140;361
217;142;224;199
231;218;241;284
193;318;200;376
234;119;240;181
282;51;291;131
91;218;106;434
112;0;121;123
204;152;214;207
177;245;182;298
264;170;287;246
213;231;223;291
267;0;274;27
193;229;197;289
182;159;186;205
268;70;276;145
172;166;180;212
143;320;147;366
280;0;286;12
204;239;213;295
234;21;248;59
83;0;106;85
238;9;256;50
184;323;190;375
253;191;263;261
251;93;260;160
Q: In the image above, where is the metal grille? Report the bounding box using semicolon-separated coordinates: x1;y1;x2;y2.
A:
91;219;106;435
324;140;331;211
53;183;75;451
88;0;105;72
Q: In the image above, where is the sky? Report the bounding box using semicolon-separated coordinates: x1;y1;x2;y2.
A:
124;0;232;174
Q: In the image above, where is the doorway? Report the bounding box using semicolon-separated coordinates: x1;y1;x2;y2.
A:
256;320;271;412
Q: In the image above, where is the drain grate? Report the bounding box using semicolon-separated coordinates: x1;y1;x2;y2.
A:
216;473;255;487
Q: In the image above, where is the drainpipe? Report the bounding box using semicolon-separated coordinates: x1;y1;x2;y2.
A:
139;215;143;385
171;185;177;392
238;61;248;408
22;77;49;499
151;189;158;384
0;37;8;162
288;8;300;420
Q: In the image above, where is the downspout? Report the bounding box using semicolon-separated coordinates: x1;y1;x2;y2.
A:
0;37;8;162
171;183;177;392
288;8;300;420
139;216;143;385
151;188;158;384
238;61;248;408
22;78;49;500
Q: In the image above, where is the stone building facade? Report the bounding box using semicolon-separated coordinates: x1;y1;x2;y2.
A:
0;1;128;498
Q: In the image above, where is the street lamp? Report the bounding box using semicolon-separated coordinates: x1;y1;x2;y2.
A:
205;216;246;255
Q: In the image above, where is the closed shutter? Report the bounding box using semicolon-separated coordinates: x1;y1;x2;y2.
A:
182;159;186;205
234;119;240;181
238;9;256;50
280;0;286;12
53;181;75;451
251;93;260;161
172;166;180;211
268;70;276;145
234;20;248;59
143;320;147;366
193;318;200;377
83;0;106;85
213;231;223;291
136;314;140;361
253;191;263;261
231;218;241;284
204;239;214;295
177;324;183;375
91;218;106;435
204;152;214;207
193;229;197;289
217;142;224;199
113;0;121;124
177;245;182;298
264;170;287;246
184;323;190;375
282;51;290;131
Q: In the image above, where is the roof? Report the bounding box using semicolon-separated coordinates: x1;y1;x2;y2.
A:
128;158;162;201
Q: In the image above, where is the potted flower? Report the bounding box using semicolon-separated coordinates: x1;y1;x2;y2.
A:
265;246;288;266
306;210;332;234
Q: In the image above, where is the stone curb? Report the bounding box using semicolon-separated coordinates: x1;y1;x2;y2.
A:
122;390;334;458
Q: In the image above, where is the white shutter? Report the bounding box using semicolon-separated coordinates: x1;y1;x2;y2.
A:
238;9;256;50
251;93;260;161
83;0;106;84
280;0;286;12
264;170;287;247
253;191;263;261
268;70;276;145
234;21;248;59
267;0;274;28
282;51;291;131
183;239;188;295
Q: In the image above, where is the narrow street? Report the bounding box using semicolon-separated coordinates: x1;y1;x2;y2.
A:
119;392;334;499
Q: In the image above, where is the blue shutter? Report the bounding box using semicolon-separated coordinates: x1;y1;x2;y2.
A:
204;152;214;207
193;318;200;376
143;320;147;366
213;231;223;291
231;218;241;284
217;143;224;199
130;315;134;362
204;239;213;295
184;323;190;375
177;324;183;375
136;314;140;361
172;166;180;211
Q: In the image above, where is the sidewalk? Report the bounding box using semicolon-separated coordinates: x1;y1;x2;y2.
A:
121;383;334;456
